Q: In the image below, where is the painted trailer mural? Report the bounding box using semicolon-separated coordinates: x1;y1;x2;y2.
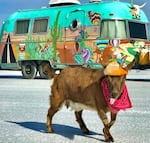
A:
0;0;150;79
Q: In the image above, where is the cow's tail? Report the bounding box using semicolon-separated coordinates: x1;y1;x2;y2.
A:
43;63;58;79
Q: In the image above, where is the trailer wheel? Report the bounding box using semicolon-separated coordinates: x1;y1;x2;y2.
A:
39;62;52;79
21;61;37;79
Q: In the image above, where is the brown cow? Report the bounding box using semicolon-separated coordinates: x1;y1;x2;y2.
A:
46;61;134;142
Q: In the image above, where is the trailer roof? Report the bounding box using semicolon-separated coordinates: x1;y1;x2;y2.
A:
49;0;80;6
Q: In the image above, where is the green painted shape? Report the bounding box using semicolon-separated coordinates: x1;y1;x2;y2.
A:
50;11;61;58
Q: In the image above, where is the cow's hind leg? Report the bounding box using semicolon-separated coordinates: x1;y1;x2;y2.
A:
47;94;63;133
98;110;114;142
75;110;89;134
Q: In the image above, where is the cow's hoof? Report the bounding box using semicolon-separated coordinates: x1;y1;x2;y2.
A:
82;128;90;134
47;127;54;133
105;137;114;142
103;128;114;142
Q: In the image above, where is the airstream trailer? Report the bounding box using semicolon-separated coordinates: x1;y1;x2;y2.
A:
0;0;149;78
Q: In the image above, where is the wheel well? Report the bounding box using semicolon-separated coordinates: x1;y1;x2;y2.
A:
19;60;50;68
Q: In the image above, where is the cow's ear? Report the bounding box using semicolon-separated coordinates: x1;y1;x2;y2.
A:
124;59;135;71
99;56;107;68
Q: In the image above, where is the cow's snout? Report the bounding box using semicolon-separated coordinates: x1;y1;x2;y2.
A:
112;92;120;99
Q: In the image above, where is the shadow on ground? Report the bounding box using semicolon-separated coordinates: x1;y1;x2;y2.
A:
126;78;150;82
6;121;105;142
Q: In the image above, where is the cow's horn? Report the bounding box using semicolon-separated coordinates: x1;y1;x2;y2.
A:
139;3;146;8
124;59;135;71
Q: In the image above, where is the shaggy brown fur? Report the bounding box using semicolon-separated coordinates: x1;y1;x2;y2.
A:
46;61;134;142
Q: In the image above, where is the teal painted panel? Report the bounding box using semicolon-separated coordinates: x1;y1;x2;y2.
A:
1;1;148;34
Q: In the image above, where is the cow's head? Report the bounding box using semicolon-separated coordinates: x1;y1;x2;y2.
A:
106;75;126;102
104;60;135;104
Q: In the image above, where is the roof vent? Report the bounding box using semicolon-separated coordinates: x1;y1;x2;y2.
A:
89;0;101;3
49;0;80;7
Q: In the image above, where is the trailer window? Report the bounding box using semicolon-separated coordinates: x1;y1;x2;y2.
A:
100;20;127;39
33;18;48;33
128;21;147;39
15;20;30;34
70;19;80;31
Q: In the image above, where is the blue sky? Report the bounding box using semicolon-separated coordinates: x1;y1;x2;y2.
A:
0;0;149;29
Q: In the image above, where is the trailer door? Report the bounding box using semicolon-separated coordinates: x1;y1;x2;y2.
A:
1;34;18;69
62;10;85;64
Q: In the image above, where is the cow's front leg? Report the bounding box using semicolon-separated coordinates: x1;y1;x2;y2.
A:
75;110;89;134
108;112;117;129
98;110;114;142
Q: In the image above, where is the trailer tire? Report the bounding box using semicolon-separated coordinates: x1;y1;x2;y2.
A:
39;62;52;79
21;61;37;79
